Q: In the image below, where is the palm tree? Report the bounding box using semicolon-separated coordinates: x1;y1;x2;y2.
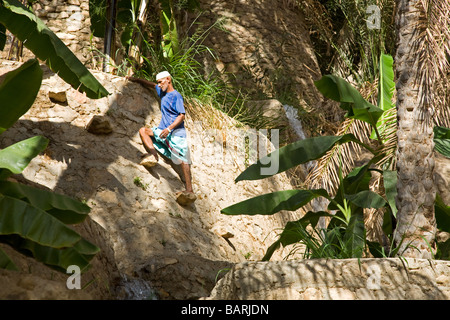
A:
393;0;450;258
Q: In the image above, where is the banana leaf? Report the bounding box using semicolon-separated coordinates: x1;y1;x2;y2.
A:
383;169;397;217
0;234;99;272
344;190;387;209
235;134;373;182
0;0;109;99
377;54;395;111
262;211;334;261
221;189;330;216
371;53;395;140
436;238;450;260
434;126;450;158
0;247;19;270
0;135;48;176
343;209;365;258
435;194;450;233
328;164;372;211
315;74;384;128
0;195;81;248
0;181;90;224
0;59;42;134
16;236;97;272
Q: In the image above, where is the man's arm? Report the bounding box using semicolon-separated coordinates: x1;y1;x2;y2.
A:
126;76;156;89
159;113;185;139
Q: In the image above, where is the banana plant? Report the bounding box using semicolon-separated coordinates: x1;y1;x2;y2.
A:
0;59;100;273
221;53;450;260
434;126;450;158
0;0;109;98
0;1;108;272
158;0;179;60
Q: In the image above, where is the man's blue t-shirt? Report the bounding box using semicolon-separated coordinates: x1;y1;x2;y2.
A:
155;85;186;137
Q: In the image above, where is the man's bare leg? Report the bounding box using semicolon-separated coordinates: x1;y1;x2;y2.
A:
181;162;193;193
139;127;159;161
175;161;196;205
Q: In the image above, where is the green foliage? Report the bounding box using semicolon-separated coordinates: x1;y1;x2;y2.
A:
234;134;374;183
372;53;395;141
0;23;5;50
315;74;384;129
126;16;232;114
88;0;109;37
307;0;396;84
434;126;450;158
0;4;104;273
88;1;250;125
222;189;331;216
222;53;450;261
159;0;179;59
0;59;42;134
0;0;109;99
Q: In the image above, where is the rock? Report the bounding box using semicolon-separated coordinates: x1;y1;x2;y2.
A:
212;226;234;239
86;115;113;134
191;0;324;107
140;154;158;168
175;191;197;206
48;90;67;103
245;99;290;128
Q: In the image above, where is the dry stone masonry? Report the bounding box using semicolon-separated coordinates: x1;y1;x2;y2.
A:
1;0;103;68
0;61;304;299
206;258;450;300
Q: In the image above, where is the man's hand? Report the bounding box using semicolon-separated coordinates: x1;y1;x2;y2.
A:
159;128;171;139
125;76;156;89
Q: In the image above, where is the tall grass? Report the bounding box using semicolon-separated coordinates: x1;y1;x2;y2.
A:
114;15;269;129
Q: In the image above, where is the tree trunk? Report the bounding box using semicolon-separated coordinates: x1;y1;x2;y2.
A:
103;0;117;73
394;0;436;258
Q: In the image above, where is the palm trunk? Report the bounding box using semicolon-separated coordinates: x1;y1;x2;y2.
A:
103;0;117;73
394;0;436;258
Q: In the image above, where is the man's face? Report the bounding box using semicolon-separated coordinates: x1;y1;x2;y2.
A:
157;76;170;92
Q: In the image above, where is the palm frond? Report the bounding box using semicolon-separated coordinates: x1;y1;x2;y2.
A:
304;80;382;194
304;117;372;195
413;0;450;122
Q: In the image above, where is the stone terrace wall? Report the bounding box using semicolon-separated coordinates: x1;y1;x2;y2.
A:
0;60;305;299
33;0;103;67
206;258;450;300
189;0;324;110
1;0;103;68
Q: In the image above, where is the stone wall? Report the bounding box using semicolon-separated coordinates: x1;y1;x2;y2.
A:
2;0;335;137
34;0;103;67
206;258;450;300
190;0;324;110
1;0;103;68
0;60;305;299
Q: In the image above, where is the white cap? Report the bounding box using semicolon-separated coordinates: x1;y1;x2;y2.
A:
156;71;171;80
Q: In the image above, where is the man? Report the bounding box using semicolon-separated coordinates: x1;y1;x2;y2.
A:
126;71;196;205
